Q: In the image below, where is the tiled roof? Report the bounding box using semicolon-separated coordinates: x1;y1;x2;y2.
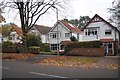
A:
81;14;119;32
100;39;114;42
60;41;74;46
34;24;52;35
12;25;23;36
59;20;81;33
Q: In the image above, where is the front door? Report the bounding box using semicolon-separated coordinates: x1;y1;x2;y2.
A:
103;42;114;56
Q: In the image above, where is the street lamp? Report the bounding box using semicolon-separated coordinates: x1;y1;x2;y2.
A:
52;6;59;56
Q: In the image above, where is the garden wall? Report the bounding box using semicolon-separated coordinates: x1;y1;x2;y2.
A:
2;47;17;53
65;47;104;57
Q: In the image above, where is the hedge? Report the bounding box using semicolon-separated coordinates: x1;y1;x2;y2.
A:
65;41;102;53
28;46;40;54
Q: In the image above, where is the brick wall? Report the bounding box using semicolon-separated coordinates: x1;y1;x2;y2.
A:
65;47;104;57
2;47;17;53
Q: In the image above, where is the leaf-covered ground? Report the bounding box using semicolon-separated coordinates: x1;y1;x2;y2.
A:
2;53;119;71
35;56;119;71
2;53;36;60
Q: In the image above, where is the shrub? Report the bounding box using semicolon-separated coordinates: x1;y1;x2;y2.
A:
65;41;102;53
27;34;42;47
40;43;50;52
70;36;78;42
28;46;40;54
40;51;56;55
2;41;15;47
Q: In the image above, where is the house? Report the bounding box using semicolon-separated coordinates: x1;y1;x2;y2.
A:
7;24;23;43
2;24;23;43
28;24;52;43
81;14;120;55
48;20;82;51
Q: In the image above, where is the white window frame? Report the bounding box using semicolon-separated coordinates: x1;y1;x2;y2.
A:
50;33;57;39
85;28;98;36
105;29;112;35
77;33;79;40
50;44;59;50
65;33;70;38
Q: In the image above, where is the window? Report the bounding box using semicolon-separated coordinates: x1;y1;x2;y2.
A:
65;33;70;38
9;36;12;40
50;33;57;39
12;34;15;40
50;44;59;50
105;29;112;35
85;28;98;36
77;33;79;40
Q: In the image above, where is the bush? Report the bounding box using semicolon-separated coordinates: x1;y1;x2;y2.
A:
2;41;15;47
28;46;40;54
40;43;50;52
65;41;102;53
70;36;78;42
40;51;56;55
27;34;42;47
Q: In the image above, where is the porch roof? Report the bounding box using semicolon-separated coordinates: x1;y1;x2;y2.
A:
100;39;114;42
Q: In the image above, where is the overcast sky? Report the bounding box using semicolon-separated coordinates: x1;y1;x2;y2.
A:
2;0;114;27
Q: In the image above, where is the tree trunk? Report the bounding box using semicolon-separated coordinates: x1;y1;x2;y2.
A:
22;33;27;53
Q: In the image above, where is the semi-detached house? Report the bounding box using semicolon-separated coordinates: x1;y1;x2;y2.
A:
48;20;82;51
81;14;119;56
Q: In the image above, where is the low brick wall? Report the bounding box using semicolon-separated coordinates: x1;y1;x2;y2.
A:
65;47;104;57
2;47;17;53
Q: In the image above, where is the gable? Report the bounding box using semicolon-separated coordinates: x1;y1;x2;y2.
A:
81;14;119;32
91;16;102;23
50;20;81;33
50;21;70;32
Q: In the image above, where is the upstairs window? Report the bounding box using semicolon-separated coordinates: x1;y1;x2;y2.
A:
77;33;79;40
85;28;98;36
50;33;57;39
105;29;112;35
65;33;70;38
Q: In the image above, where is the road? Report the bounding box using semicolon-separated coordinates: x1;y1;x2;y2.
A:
2;60;119;79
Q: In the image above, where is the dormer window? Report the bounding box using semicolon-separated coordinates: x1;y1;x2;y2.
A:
105;29;112;35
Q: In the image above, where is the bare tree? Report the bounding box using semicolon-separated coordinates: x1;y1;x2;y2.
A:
108;0;120;31
0;2;5;23
3;0;69;53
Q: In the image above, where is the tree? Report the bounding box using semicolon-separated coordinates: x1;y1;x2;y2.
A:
0;2;5;23
3;0;69;53
108;0;120;31
78;16;90;29
108;0;120;40
64;16;90;29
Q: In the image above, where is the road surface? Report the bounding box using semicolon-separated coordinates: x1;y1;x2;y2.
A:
2;60;119;79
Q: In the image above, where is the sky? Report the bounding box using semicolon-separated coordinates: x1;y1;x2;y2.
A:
2;0;114;27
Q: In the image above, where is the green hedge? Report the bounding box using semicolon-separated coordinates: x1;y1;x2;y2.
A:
28;46;40;54
65;41;102;53
40;51;56;55
40;44;50;52
2;41;15;47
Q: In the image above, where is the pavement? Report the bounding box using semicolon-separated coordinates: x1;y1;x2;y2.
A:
2;59;119;78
